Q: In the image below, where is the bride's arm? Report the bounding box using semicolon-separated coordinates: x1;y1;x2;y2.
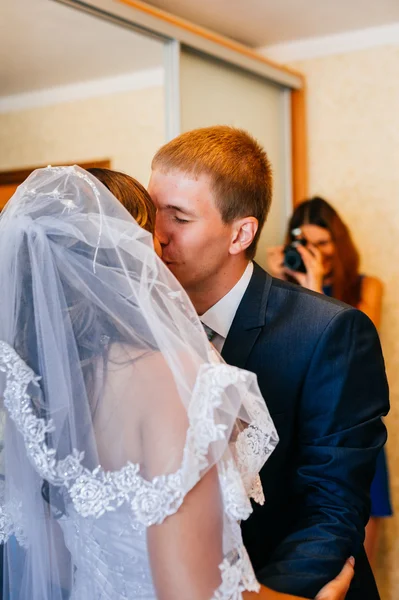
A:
147;466;224;600
95;346;225;598
138;354;224;600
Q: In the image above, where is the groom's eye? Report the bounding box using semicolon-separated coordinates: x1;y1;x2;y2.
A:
174;216;190;224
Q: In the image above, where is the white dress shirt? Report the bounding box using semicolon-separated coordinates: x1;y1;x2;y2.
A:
200;262;254;352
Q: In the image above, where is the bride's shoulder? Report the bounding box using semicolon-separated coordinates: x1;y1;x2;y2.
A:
105;343;181;404
107;343;171;375
107;341;152;364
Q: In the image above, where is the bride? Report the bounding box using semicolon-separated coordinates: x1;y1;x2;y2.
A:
0;166;352;600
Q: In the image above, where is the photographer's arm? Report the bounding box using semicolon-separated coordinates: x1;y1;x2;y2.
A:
357;276;383;328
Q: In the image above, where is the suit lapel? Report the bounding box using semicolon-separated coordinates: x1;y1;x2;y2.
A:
222;263;272;369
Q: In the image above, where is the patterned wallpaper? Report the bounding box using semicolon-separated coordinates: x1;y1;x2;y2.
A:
0;85;165;188
291;45;399;599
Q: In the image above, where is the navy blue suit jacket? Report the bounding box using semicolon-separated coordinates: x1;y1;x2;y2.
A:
222;263;389;599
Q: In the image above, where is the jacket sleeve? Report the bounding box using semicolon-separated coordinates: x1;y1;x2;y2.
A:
257;307;389;598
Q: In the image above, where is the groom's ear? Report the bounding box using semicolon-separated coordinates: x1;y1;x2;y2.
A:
229;217;258;256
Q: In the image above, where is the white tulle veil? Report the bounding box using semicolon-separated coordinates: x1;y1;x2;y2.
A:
0;166;278;599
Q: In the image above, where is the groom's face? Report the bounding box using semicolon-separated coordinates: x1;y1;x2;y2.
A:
148;170;234;292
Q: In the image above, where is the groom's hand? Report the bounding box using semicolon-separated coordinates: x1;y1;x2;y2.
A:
243;558;354;600
315;558;355;600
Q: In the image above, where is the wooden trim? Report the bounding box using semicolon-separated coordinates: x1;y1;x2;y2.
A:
0;160;111;186
291;86;308;207
116;0;304;83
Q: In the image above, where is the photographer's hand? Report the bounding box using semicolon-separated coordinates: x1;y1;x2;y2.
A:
284;243;324;293
266;246;287;280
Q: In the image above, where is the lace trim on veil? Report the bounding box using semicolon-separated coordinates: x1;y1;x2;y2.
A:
0;340;277;598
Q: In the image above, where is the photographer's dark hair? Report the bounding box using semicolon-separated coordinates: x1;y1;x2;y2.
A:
287;197;361;307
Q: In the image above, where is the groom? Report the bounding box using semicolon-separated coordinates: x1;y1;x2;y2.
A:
148;126;389;599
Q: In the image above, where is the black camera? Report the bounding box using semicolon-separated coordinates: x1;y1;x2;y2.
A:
283;229;307;273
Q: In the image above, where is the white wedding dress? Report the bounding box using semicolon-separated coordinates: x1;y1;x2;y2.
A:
0;342;278;600
0;165;278;600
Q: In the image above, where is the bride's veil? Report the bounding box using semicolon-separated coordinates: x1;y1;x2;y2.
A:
0;166;278;599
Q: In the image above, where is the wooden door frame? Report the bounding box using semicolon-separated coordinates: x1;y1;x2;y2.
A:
291;87;308;206
0;159;111;186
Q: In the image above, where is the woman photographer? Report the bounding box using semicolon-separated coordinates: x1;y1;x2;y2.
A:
267;196;392;569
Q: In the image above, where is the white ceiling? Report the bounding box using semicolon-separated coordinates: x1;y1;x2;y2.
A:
0;0;163;96
147;0;399;47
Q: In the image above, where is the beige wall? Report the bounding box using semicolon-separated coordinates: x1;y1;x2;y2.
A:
0;85;165;187
290;45;399;599
180;48;291;261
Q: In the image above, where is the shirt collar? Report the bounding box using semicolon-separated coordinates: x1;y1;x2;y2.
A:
200;262;253;340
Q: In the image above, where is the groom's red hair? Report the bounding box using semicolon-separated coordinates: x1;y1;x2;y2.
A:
152;126;273;259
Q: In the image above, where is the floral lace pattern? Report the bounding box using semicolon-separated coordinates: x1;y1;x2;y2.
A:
0;342;273;524
212;555;260;600
235;423;277;505
219;460;253;521
0;480;27;548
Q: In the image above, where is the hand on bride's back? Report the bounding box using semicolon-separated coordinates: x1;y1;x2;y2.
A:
243;557;354;600
314;558;354;600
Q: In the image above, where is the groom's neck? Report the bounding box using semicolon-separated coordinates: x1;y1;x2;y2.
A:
187;258;250;316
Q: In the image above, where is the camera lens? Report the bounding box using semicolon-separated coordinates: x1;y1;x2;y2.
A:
283;243;307;273
284;248;303;271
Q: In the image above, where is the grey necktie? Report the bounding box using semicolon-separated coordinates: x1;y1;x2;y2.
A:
202;323;216;342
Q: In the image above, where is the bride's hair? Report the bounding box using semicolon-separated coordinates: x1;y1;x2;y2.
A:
15;169;157;388
87;167;156;233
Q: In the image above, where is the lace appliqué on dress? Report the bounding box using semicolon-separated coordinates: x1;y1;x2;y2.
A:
212;555;260;600
0;479;27;547
0;342;270;524
235;422;278;505
212;520;260;600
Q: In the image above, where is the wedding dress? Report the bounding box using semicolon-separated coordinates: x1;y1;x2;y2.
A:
0;166;278;599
